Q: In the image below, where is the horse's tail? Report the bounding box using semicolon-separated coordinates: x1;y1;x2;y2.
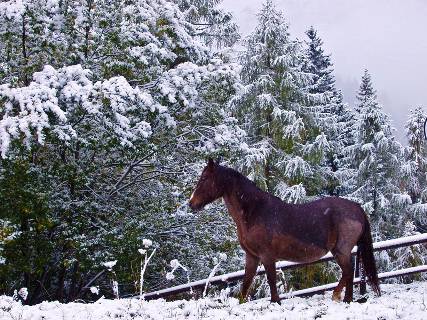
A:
357;215;381;296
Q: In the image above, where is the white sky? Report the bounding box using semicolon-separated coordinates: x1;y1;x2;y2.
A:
220;0;427;143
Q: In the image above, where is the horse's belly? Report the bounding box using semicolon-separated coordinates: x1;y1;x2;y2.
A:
272;234;329;263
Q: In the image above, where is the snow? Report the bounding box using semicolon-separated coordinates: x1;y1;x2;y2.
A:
275;182;307;204
142;239;153;247
170;259;180;269
89;287;99;295
102;261;117;270
0;0;25;19
218;253;227;261
1;281;426;319
166;259;189;284
284;156;312;179
166;272;175;280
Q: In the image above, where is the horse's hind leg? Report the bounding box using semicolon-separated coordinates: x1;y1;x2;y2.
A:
332;252;354;303
239;253;259;303
331;216;362;302
263;258;281;304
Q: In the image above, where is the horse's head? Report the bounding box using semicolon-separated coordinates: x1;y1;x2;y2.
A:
189;158;224;211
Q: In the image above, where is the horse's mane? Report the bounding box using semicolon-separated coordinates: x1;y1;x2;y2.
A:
217;165;267;198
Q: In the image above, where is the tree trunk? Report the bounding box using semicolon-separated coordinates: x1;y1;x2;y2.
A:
29;266;49;304
21;13;29;85
68;261;80;301
56;263;66;302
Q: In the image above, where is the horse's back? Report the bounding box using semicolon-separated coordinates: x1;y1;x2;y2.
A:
281;197;366;253
313;197;366;252
318;197;366;223
294;197;365;220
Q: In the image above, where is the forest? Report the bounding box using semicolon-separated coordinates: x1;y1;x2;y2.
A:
0;0;426;304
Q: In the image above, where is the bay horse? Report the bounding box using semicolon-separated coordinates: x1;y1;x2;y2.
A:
189;159;380;303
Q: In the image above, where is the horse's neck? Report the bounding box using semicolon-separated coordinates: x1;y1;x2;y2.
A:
222;175;294;230
222;176;263;229
222;191;249;236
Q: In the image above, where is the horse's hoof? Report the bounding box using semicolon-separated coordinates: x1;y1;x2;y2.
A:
343;296;352;303
356;296;368;303
332;291;341;302
238;294;246;304
271;298;281;305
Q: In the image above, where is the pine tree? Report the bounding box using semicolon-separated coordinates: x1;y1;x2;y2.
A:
346;70;409;238
176;0;240;48
331;91;357;196
404;107;427;201
304;27;335;94
231;0;329;203
390;220;427;273
403;107;427;228
0;0;245;302
303;27;355;196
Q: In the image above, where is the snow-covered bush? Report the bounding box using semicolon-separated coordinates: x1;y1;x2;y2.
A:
0;0;243;303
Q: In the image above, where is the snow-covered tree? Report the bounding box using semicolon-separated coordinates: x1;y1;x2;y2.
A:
402;107;427;228
304;27;335;95
303;27;355;196
231;0;331;203
345;70;409;238
0;0;245;303
175;0;240;48
404;107;427;201
390;221;427;272
0;0;66;85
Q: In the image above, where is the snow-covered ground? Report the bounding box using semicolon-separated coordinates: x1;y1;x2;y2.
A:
1;282;426;320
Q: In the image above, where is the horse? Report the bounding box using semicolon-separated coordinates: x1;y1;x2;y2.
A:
188;159;380;303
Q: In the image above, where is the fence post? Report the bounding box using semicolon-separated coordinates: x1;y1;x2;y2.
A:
354;254;359;278
355;251;366;295
359;258;367;295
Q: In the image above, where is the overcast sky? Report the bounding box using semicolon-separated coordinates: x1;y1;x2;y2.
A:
220;0;427;143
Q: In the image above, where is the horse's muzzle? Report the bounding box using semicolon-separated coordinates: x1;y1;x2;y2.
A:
188;200;202;212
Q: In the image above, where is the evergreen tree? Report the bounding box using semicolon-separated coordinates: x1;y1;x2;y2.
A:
175;0;240;48
331;91;356;196
0;0;244;302
403;107;427;228
304;26;335;94
231;0;331;203
404;107;427;201
303;27;355;196
345;70;409;238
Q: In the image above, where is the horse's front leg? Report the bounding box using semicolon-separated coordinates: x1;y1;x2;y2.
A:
239;252;259;303
263;258;281;304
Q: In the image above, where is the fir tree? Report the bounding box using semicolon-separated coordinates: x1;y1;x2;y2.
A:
232;0;329;203
304;26;335;94
403;107;427;228
303;26;355;196
346;70;409;238
331;91;356;196
176;0;240;48
0;0;244;302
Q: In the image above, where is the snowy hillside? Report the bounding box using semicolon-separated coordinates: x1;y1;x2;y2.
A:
1;282;426;320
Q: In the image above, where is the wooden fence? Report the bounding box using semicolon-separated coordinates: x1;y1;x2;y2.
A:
142;233;427;301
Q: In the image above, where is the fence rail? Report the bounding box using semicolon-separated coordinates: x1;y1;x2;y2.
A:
142;233;427;300
278;264;427;299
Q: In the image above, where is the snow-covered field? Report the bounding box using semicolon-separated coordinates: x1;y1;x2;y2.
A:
1;282;427;320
